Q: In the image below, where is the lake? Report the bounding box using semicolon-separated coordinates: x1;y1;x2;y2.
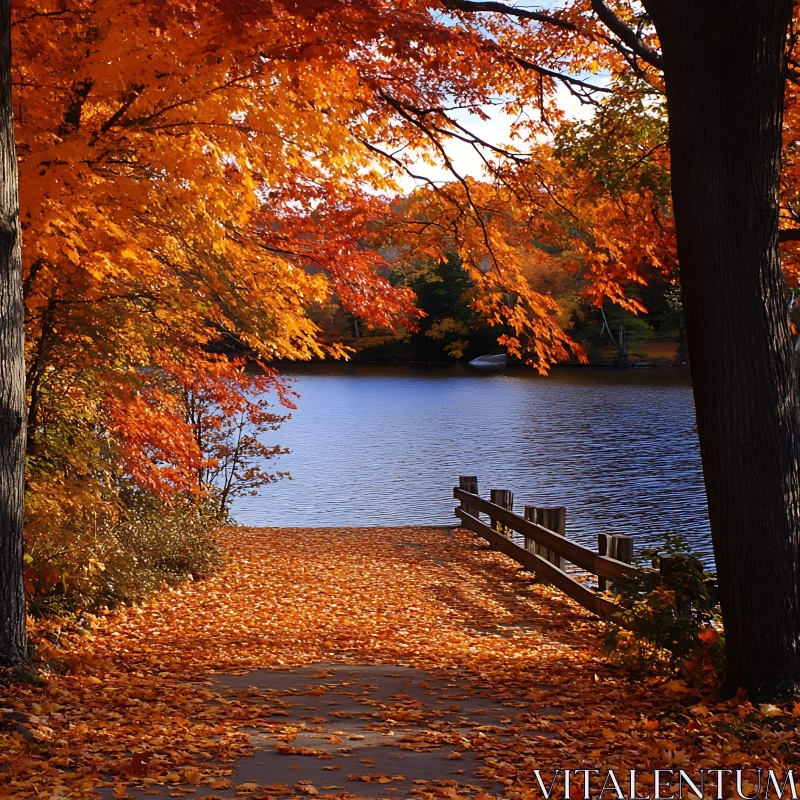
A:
232;364;712;563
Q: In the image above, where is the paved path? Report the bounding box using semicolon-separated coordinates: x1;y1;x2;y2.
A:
93;527;595;800
204;663;562;797
3;526;683;800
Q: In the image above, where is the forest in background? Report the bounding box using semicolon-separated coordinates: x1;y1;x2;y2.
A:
315;252;687;365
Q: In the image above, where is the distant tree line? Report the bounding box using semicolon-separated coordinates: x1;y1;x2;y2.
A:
315;253;687;366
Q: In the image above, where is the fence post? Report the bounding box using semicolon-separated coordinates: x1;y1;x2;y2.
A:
539;507;566;571
597;534;634;593
458;476;479;519
489;489;513;533
658;555;688;616
524;506;566;573
597;534;613;592
524;506;538;553
613;534;634;566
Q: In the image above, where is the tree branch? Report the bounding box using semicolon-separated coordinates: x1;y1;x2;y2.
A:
98;86;144;136
780;229;800;243
58;79;93;136
513;55;612;101
590;0;663;70
439;0;577;31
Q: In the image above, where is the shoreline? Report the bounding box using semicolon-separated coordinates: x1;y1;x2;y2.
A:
264;358;690;369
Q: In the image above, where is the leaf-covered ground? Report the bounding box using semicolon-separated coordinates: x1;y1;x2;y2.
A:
1;527;798;799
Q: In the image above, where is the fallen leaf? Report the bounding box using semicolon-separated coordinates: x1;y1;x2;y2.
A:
183;768;203;786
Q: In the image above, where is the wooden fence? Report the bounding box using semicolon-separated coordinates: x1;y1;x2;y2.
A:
454;476;648;619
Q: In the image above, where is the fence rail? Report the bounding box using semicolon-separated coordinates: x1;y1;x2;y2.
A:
453;477;649;621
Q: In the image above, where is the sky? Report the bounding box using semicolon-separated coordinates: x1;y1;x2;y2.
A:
395;0;606;192
395;84;602;194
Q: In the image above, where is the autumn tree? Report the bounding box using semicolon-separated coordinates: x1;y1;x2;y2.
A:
531;1;800;700
0;0;25;670
4;0;413;666
641;1;799;700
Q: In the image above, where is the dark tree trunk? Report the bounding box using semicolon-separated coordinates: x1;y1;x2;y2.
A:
643;0;799;698
0;0;26;670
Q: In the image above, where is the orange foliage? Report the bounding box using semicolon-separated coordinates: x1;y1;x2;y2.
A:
16;0;418;508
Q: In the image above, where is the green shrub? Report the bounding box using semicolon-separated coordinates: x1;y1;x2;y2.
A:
602;533;724;686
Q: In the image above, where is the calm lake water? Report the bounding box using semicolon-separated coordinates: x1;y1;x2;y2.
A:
232;364;712;562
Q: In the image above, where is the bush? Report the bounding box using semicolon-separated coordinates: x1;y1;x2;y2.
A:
22;360;284;619
24;491;223;615
602;533;724;686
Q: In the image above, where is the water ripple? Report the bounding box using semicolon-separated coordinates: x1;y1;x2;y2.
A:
232;365;712;564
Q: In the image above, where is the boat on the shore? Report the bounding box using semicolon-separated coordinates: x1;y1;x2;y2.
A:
468;353;507;368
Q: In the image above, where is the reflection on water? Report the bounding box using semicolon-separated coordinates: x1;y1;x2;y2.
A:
232;364;711;563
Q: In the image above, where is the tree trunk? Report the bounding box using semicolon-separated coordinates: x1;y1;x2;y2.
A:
0;0;26;670
644;0;799;698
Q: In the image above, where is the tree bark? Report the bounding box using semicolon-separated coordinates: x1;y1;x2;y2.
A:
0;0;26;670
643;0;800;698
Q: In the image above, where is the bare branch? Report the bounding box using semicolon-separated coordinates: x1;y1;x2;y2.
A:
98;86;144;136
440;0;663;77
380;93;503;268
12;8;88;25
377;92;530;161
590;0;663;70
439;0;577;31
513;56;610;103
